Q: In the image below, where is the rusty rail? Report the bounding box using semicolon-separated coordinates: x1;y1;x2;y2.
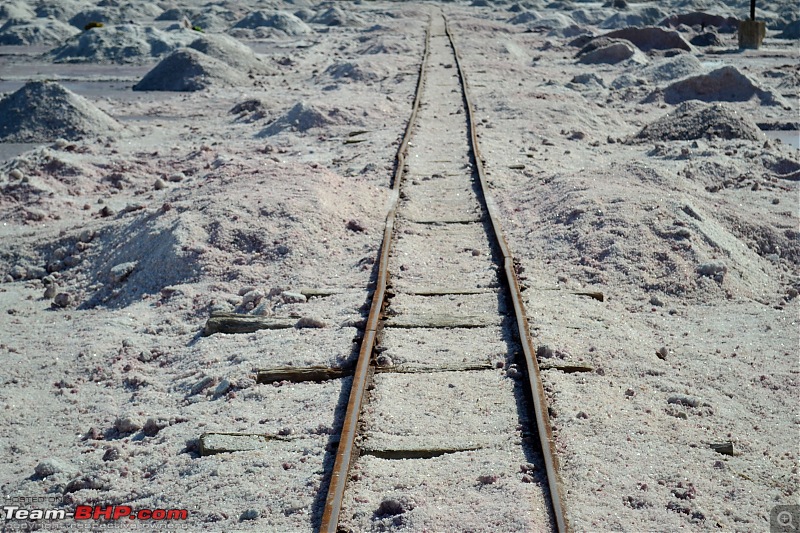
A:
319;12;569;533
444;15;570;533
318;20;432;533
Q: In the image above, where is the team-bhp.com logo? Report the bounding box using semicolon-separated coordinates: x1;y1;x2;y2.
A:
3;504;188;522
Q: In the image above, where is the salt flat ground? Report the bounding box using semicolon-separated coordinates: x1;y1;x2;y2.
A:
0;0;797;531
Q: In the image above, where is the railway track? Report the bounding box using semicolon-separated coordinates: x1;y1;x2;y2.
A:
318;11;569;533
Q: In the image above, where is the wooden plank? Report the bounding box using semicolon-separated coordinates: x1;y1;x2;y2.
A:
385;314;502;328
203;312;296;336
256;366;351;384
405;287;495;296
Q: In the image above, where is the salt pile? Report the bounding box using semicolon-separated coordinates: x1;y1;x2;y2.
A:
603;26;693;51
0;81;121;142
577;39;645;64
651;66;786;106
635;101;763;142
259;102;341;137
0;17;79;45
232;11;312;36
322;60;382;83
599;6;666;29
612;54;704;88
309;6;363;27
0;1;35;20
68;3;163;29
35;0;87;22
49;25;192;64
659;12;738;33
188;34;272;75
133;48;248;92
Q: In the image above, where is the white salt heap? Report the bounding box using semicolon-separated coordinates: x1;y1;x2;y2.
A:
0;81;121;142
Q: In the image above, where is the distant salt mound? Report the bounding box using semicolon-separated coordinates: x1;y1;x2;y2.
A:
309;6;363;27
0;1;35;20
35;0;89;22
49;25;192;64
578;39;646;65
649;66;786;107
133;48;248;92
599;7;666;30
0;81;121;142
0;17;79;45
259;102;349;137
232;11;312;36
604;26;693;52
188;34;272;75
612;54;704;89
660;12;738;33
359;37;412;55
68;3;163;29
636;101;763;142
322;60;383;83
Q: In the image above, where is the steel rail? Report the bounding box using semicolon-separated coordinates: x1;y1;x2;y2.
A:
443;15;571;533
318;19;432;533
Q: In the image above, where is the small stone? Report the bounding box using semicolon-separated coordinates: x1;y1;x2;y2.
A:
189;376;215;396
9;168;23;180
79;230;95;243
99;206;115;217
625;388;636;397
241;289;264;307
54;138;69;149
772;198;780;205
53;292;72;308
213;378;231;398
576;411;589;419
44;284;58;299
667;395;700;408
295;316;326;328
536;345;555;359
346;219;366;232
697;261;727;281
649;295;664;307
142;418;168;437
102;447;121;461
114;416;142;434
34;458;75;478
240;509;259;521
477;473;499;485
168;172;185;182
10;265;26;279
281;291;306;303
238;286;257;296
376;354;393;367
656;346;668;360
110;262;137;283
376;498;414;517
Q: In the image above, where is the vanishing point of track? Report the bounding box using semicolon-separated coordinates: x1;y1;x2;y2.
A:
320;11;569;533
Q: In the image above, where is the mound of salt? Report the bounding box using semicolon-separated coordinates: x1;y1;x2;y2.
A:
322;60;382;83
232;11;312;36
604;26;693;52
35;0;88;22
133;48;248;92
0;17;79;46
636;101;763;142
611;54;704;89
309;6;363;27
359;37;412;55
660;12;738;33
599;7;665;29
67;8;118;29
650;66;785;107
0;1;35;20
188;34;272;75
578;40;646;65
508;11;541;25
49;25;191;64
259;102;341;137
690;32;723;47
0;81;121;142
